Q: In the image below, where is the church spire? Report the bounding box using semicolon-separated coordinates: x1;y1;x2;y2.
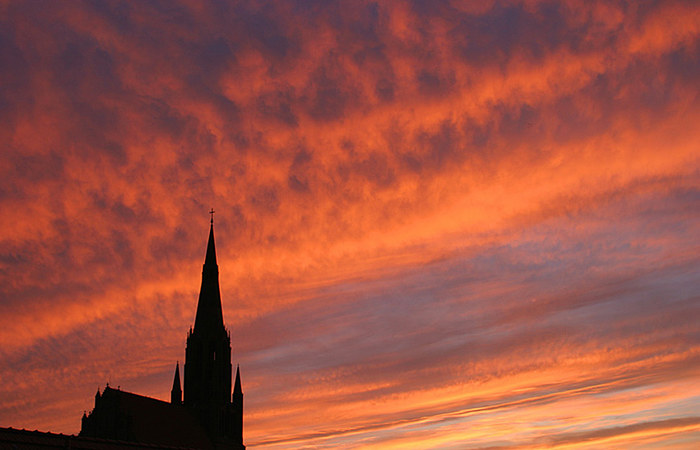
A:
193;213;225;335
171;362;182;405
205;208;217;266
184;214;244;448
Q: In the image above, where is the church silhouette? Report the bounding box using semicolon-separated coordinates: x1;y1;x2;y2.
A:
79;215;245;449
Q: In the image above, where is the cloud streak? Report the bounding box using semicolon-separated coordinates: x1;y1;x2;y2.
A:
0;0;698;447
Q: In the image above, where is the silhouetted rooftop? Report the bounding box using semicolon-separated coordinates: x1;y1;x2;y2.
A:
82;386;213;449
0;425;198;449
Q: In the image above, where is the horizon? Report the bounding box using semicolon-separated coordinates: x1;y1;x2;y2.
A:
0;1;699;448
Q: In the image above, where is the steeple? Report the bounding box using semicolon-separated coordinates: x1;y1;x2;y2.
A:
184;213;244;449
193;218;225;336
171;362;182;405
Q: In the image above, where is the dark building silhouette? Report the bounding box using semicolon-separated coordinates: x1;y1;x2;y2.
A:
0;426;205;449
80;217;245;449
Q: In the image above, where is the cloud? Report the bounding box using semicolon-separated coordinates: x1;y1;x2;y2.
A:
0;0;698;447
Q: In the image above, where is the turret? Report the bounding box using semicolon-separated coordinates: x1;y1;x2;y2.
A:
171;362;182;405
233;365;242;398
232;365;244;446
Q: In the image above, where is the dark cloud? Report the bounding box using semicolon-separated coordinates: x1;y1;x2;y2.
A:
55;40;121;95
448;2;575;66
248;185;281;214
237;6;298;63
194;36;237;76
0;29;31;129
416;68;456;97
304;53;359;121
374;77;395;102
257;86;299;127
9;151;65;184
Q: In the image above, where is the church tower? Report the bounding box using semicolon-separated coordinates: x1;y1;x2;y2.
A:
81;213;245;449
183;213;245;449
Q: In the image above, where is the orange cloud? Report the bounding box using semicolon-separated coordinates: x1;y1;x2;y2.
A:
0;0;698;447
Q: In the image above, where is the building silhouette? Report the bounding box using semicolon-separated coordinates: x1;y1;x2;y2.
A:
80;217;245;449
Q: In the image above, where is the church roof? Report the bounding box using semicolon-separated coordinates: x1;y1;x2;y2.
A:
85;387;213;449
0;426;198;449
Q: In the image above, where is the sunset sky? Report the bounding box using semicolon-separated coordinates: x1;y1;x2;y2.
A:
0;0;699;448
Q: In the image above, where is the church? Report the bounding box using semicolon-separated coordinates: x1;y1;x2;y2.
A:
79;215;246;449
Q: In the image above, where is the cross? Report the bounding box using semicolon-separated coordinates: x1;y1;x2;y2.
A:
209;208;215;224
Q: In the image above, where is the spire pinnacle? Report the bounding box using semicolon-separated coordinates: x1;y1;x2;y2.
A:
171;361;182;405
204;218;217;267
193;215;225;335
209;208;215;225
234;364;242;395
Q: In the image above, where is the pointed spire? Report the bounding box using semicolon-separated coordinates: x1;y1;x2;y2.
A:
233;364;242;395
193;214;225;335
173;362;181;389
171;361;182;404
204;220;217;267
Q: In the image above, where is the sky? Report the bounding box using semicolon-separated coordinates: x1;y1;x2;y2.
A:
0;0;698;448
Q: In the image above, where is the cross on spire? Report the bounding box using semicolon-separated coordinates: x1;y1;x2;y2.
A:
209;208;215;225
